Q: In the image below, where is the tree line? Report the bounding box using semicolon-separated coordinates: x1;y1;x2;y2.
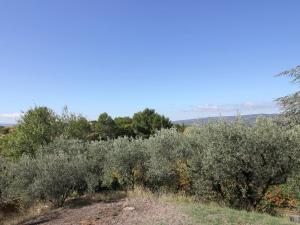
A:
0;107;185;158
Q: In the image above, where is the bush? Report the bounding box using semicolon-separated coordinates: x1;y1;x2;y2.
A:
145;128;193;192
39;137;87;155
85;140;110;192
0;157;8;205
0;155;38;212
104;137;148;189
191;118;300;210
33;151;88;207
8;156;38;206
60;108;92;140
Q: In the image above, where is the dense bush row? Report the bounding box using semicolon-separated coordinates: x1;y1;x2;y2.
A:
1;117;299;211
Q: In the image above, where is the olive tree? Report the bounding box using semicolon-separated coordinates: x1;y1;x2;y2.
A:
191;118;300;210
85;140;110;192
33;151;88;207
0;155;38;208
104;137;148;189
39;137;87;155
145;128;193;191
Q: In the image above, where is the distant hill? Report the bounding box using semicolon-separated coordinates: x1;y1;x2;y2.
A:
0;123;16;127
173;114;278;126
0;114;278;127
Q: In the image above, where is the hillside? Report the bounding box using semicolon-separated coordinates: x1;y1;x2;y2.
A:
3;190;295;225
174;114;277;126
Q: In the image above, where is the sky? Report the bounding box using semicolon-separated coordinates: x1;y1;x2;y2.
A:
1;0;300;123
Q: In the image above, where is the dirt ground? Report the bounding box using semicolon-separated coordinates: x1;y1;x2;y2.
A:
20;196;191;225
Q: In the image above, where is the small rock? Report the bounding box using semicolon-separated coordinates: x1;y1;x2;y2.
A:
123;206;135;211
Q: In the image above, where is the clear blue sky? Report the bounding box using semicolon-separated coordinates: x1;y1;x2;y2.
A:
1;0;300;122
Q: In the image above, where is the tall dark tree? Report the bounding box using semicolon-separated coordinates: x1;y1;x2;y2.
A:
114;116;134;137
95;113;117;140
132;108;173;138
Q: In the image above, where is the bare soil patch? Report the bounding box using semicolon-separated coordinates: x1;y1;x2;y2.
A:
20;196;191;225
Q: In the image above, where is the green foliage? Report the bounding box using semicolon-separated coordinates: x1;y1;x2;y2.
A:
277;65;300;124
1;106;300;213
132;108;172;138
145;128;193;191
61;108;92;140
104;137;148;189
0;157;8;205
39;137;87;155
191;118;300;210
33;150;88;207
1;107;174;157
85;140;110;192
6;155;38;207
5;107;61;157
173;123;187;133
114;116;134;137
0;127;10;135
2;139;90;207
95;113;118;140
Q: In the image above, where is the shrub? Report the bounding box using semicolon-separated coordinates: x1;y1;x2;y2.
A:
8;156;38;205
33;151;88;207
191;118;300;210
104;137;148;189
0;157;8;205
85;140;110;192
0;155;39;212
60;108;92;140
145;128;193;192
39;137;87;155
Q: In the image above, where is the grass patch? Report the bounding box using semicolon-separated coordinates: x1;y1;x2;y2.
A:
178;200;295;225
129;187;295;225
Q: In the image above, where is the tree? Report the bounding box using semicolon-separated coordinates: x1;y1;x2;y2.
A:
114;116;134;137
61;108;91;140
277;65;300;124
85;140;110;192
5;107;61;157
145;128;192;191
132;108;173;138
33;151;87;207
95;113;117;140
104;137;148;189
191;118;300;210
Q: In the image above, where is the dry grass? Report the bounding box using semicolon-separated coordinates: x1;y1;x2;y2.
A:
129;187;296;225
0;203;51;225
